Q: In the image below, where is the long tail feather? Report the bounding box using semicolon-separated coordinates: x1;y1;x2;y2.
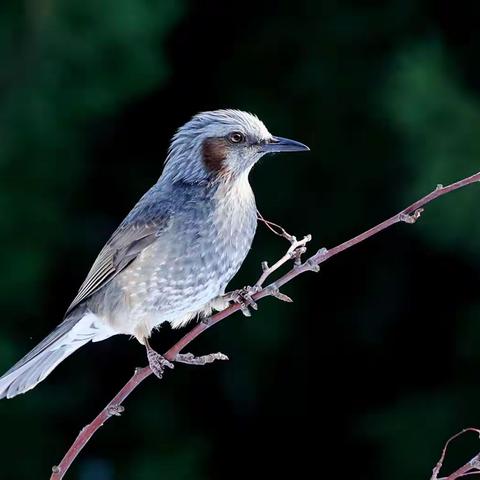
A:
0;311;113;399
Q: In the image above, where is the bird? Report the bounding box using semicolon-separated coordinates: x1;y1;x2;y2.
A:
0;109;309;399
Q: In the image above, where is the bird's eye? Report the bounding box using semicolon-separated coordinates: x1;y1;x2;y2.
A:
228;131;245;144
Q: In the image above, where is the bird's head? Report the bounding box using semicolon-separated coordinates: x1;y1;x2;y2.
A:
162;109;309;184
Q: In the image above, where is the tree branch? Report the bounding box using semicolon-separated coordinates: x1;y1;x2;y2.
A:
50;170;480;479
431;429;480;480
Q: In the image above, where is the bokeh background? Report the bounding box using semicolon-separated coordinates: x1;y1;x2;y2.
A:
1;1;480;478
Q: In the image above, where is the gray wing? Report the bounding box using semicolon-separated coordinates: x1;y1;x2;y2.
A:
65;195;173;316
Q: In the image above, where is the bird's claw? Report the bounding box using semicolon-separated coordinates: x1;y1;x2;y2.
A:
146;348;174;379
231;286;260;317
175;352;229;365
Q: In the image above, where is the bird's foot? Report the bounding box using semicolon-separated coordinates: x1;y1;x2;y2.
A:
175;352;229;366
224;285;261;317
146;347;174;380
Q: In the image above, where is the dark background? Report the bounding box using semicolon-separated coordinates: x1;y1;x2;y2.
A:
1;1;480;478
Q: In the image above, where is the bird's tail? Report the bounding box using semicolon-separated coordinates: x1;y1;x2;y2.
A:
0;311;114;399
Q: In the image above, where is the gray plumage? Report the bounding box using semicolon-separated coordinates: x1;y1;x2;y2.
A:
0;109;309;399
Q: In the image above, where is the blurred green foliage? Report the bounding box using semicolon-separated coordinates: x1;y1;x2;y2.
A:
0;0;183;315
0;1;480;479
385;39;480;257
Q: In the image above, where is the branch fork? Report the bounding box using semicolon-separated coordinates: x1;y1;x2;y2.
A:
431;429;480;480
224;231;312;317
255;233;312;288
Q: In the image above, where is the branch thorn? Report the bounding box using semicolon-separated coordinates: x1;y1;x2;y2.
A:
400;208;424;224
266;284;293;303
107;404;125;417
305;258;320;273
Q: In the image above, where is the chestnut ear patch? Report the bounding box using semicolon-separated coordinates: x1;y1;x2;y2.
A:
202;138;229;174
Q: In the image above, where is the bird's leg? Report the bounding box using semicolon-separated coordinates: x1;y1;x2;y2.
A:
144;339;174;379
175;352;229;365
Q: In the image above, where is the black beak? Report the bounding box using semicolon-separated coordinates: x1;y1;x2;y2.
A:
260;136;310;153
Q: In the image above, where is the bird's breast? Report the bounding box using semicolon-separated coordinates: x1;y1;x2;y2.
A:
109;179;257;332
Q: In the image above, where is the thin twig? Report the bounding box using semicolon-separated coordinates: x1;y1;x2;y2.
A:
227;214;310;313
257;209;292;239
50;170;480;480
254;234;311;288
431;429;480;480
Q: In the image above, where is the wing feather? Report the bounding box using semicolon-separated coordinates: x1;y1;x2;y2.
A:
65;195;173;315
